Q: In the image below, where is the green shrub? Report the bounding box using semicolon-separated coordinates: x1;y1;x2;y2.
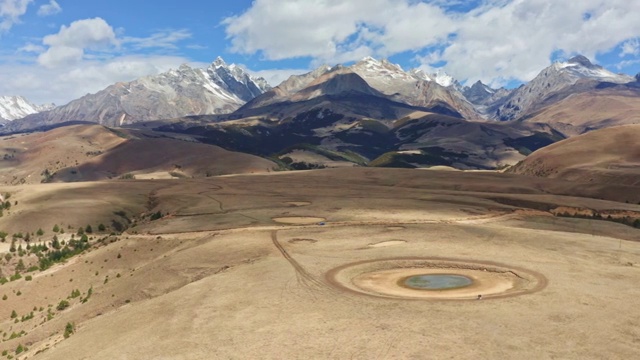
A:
64;322;75;338
56;300;70;311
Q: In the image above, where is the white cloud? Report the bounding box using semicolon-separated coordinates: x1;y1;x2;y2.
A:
0;55;195;105
38;17;117;68
224;0;640;86
122;29;192;49
37;0;60;16
0;0;33;32
620;38;640;57
18;42;44;52
1;17;198;104
246;67;309;86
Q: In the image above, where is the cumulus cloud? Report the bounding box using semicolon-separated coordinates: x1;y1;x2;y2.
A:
3;17;198;104
37;0;60;16
620;38;640;57
38;17;117;67
224;0;640;86
0;0;32;32
223;0;454;62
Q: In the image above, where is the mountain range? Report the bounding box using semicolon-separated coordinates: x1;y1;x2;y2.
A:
0;95;54;123
1;55;639;170
3;57;269;132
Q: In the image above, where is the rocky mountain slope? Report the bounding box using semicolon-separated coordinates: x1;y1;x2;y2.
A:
494;56;635;121
4;57;270;132
0;95;54;122
238;57;477;120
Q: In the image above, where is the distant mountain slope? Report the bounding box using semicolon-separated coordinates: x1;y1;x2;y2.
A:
0;124;276;184
495;56;635;121
507;125;640;187
4;57;270;133
239;58;477;120
0;95;54;121
519;86;640;136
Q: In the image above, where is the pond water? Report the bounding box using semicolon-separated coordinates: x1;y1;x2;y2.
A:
403;274;473;290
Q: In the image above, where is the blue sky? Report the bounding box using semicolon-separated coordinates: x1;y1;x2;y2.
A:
1;0;639;105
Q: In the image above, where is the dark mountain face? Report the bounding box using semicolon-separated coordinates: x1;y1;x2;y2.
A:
463;81;496;104
567;55;597;68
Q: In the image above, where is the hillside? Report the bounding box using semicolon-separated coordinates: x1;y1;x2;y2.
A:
0;124;276;185
520;87;640;136
508;125;640;187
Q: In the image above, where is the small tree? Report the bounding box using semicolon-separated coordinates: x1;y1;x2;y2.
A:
10;309;17;318
64;322;75;338
52;235;61;250
77;227;84;235
37;228;44;236
52;224;60;233
85;225;93;234
98;223;106;232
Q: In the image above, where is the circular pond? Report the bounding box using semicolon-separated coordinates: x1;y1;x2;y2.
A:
326;258;547;300
402;274;473;290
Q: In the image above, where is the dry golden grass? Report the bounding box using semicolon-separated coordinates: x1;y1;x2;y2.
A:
523;89;640;136
0;168;638;359
0;125;276;185
509;124;640;187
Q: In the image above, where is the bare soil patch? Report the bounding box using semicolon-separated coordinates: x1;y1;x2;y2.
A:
272;216;326;224
368;240;407;248
284;201;312;207
288;238;318;244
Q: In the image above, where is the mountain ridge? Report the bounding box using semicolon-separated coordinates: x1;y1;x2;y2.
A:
4;58;270;132
0;95;55;122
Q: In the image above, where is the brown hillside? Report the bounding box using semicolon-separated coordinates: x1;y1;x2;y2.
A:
0;125;277;184
508;124;640;187
0;125;126;185
53;137;277;181
522;88;640;136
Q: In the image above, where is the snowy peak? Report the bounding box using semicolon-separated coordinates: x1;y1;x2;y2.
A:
0;96;55;121
213;56;227;68
553;55;633;84
206;58;271;102
567;55;595;68
5;57;273;131
495;54;635;121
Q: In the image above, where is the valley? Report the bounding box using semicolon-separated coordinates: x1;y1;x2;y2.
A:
0;51;638;360
0;168;638;359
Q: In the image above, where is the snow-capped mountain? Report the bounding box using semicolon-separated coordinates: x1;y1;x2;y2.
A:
0;96;54;121
6;58;270;132
242;57;478;120
495;55;635;121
